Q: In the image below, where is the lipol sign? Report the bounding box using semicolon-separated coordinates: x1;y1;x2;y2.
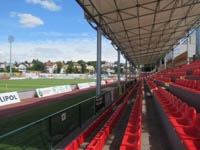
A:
0;92;21;106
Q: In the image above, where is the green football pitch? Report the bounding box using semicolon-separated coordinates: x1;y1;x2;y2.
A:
0;78;96;93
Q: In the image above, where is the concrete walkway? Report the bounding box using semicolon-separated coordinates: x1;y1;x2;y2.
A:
141;84;170;150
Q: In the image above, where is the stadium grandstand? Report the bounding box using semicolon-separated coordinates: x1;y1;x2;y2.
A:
1;0;200;150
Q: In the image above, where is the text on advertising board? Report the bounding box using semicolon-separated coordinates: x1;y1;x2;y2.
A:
0;92;21;106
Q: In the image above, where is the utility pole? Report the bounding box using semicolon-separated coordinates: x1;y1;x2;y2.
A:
8;35;14;76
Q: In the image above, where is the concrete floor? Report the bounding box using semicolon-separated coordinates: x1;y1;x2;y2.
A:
141;85;170;150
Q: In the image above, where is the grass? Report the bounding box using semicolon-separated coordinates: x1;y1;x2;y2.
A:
0;78;96;93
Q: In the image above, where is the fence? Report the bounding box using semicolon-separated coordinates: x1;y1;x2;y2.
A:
0;81;132;150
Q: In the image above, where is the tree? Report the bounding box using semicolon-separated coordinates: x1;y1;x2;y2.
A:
78;60;87;73
0;68;5;72
56;61;62;73
66;61;74;73
31;59;45;72
6;66;19;72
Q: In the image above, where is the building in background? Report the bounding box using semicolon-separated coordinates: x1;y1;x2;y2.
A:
45;61;57;73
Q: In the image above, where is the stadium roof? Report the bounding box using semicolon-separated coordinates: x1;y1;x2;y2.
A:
76;0;200;65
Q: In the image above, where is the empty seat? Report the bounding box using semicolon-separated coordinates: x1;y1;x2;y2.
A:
169;107;196;127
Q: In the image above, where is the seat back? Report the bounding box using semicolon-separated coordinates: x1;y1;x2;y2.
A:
191;114;200;137
177;99;182;107
185;107;197;124
188;80;193;88
179;103;188;115
197;80;200;91
192;80;197;89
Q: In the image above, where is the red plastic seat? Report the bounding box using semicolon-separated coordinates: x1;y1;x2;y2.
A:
121;134;139;147
163;97;178;113
170;107;196;127
182;139;200;150
167;102;188;119
192;80;197;89
197;80;200;91
86;138;100;150
175;114;200;140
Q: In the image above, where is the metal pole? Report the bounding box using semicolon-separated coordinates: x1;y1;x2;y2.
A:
196;26;200;57
117;50;120;86
164;56;167;69
96;26;102;97
129;63;131;80
187;35;190;64
10;42;12;75
125;59;127;83
172;50;174;68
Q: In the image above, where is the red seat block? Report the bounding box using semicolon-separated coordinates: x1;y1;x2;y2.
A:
175;114;200;140
121;134;139;147
170;107;196;127
86;138;100;150
167;102;188;119
183;139;200;150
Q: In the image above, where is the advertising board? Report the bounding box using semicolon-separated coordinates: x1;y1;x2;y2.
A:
0;92;21;106
36;85;72;98
77;83;90;89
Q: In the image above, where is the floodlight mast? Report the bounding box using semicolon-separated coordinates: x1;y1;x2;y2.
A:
8;35;14;76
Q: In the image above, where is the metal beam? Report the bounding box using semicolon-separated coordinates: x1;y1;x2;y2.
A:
196;26;200;56
96;26;102;97
125;59;127;83
117;50;120;86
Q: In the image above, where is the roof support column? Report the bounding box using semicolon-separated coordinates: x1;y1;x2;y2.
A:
117;50;120;86
187;34;190;64
129;63;131;80
196;26;200;57
96;26;102;97
172;50;174;68
125;59;127;83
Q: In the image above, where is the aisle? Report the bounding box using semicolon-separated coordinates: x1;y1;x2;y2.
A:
141;84;170;150
103;100;134;150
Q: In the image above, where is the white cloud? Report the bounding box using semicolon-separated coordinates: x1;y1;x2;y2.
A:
10;11;17;17
25;0;61;11
10;12;44;28
0;50;4;56
0;38;125;63
30;31;89;37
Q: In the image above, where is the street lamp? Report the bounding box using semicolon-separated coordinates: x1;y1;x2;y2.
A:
8;35;14;76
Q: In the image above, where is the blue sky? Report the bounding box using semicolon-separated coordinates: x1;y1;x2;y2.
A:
0;0;125;63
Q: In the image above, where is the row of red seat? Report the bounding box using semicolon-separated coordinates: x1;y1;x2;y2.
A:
153;86;200;150
85;85;137;150
191;69;200;77
174;79;200;92
173;63;200;72
152;76;171;83
145;78;157;90
120;82;143;150
64;85;135;150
